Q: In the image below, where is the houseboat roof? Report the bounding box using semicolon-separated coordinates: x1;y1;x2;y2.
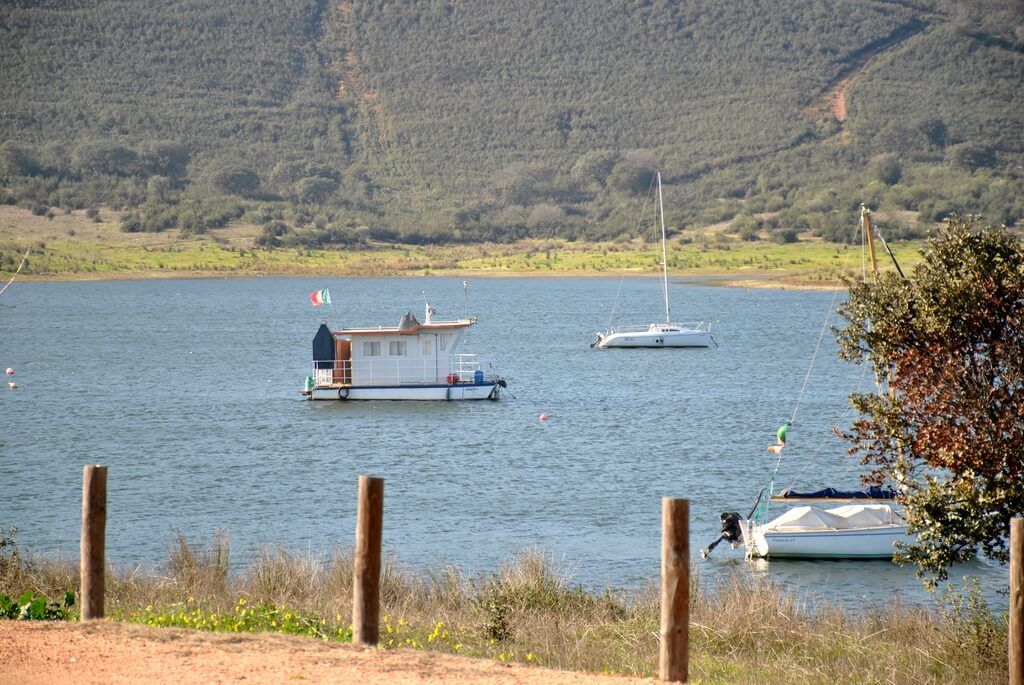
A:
334;312;474;336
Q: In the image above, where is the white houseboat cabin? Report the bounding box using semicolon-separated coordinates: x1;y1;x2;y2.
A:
303;301;506;401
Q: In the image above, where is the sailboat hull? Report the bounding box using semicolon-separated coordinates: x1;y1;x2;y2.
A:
597;328;712;348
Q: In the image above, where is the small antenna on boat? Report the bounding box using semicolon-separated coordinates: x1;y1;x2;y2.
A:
463;280;469;319
422;291;435;324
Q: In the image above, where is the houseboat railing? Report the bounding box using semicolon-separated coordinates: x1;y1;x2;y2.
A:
313;354;500;387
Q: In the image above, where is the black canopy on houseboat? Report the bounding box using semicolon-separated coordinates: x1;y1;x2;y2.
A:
313;323;334;369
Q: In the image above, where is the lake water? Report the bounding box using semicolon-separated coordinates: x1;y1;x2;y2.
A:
0;276;1006;609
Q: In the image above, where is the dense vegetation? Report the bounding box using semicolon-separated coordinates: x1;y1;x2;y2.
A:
0;0;1021;254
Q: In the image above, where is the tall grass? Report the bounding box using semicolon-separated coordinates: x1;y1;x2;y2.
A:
0;528;1006;684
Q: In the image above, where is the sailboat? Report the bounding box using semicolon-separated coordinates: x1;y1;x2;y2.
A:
593;172;712;349
702;205;912;560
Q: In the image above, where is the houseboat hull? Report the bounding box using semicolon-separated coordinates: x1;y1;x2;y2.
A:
307;383;501;401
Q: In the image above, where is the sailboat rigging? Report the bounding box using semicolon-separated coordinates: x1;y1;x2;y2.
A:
701;205;912;560
593;172;712;349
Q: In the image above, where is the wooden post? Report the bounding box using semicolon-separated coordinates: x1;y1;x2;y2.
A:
660;498;689;683
80;465;107;620
353;476;383;646
1011;517;1024;685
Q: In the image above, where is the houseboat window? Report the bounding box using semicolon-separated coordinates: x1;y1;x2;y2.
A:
439;333;453;351
389;340;407;356
363;341;381;356
422;339;433;356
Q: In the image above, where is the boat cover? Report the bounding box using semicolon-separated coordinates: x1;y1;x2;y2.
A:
761;504;898;532
775;486;898;500
312;323;335;369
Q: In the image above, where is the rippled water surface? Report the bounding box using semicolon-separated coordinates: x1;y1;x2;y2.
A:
1;277;1005;607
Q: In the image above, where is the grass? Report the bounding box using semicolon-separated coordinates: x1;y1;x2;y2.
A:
0;526;1006;684
0;205;921;285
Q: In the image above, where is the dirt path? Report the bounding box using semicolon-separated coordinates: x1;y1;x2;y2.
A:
0;622;656;685
812;19;927;125
826;77;851;122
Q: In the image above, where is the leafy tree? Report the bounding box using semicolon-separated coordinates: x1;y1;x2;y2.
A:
490;163;552;205
732;212;760;241
146;176;173;204
836;215;1024;584
526;203;564;230
570;150;617;190
120;212;142;233
915;117;948;148
0;142;41;177
292;176;338;205
205;161;261;198
817;208;860;243
256;220;289;247
72;141;139;176
945;143;996;173
768;227;799;243
870;154;902;186
342;163;373;204
139;141;190;178
606;150;657;196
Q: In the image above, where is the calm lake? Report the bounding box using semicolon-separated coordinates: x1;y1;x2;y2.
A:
1;276;1006;608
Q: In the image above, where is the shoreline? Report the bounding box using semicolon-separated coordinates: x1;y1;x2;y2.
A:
2;267;848;290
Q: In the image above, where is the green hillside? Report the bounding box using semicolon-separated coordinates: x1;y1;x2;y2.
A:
0;0;1021;252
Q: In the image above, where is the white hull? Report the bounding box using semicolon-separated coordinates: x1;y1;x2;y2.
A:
741;504;913;559
595;173;714;351
750;525;913;559
597;328;711;348
308;383;500;401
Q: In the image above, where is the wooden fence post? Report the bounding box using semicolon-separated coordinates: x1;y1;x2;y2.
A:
353;475;384;646
1011;517;1023;685
80;465;107;620
660;498;689;683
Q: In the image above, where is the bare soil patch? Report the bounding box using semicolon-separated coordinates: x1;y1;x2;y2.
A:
0;621;654;685
0;205;262;250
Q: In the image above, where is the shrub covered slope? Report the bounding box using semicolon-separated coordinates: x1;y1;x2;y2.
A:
0;0;1021;249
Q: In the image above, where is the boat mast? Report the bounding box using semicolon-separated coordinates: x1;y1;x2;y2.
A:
861;204;879;284
657;172;671;324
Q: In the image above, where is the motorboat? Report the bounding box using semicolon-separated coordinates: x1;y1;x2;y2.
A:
706;487;912;560
743;489;912;558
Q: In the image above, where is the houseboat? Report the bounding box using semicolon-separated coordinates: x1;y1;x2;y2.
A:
302;300;507;401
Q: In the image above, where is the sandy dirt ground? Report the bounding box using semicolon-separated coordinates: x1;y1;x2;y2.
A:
0;622;658;685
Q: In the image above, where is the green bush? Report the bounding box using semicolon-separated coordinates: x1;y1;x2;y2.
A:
0;591;75;621
769;227;799;243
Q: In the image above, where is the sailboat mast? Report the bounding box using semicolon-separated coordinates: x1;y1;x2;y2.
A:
657;172;671;324
861;204;880;284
